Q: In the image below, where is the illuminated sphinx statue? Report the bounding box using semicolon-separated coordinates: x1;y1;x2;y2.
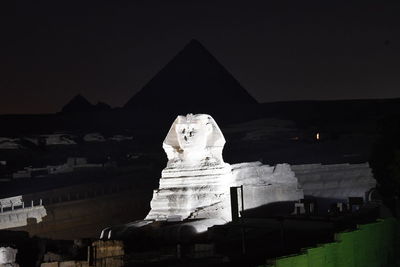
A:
146;114;232;221
101;113;304;240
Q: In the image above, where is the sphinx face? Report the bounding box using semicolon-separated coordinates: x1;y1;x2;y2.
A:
163;114;225;166
175;122;212;152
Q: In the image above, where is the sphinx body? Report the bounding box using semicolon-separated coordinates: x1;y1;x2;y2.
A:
145;114;304;223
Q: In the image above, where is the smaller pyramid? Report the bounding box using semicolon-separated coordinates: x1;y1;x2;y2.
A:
61;94;94;113
124;40;258;118
94;101;111;111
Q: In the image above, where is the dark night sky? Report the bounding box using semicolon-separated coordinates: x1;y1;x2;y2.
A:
1;1;400;114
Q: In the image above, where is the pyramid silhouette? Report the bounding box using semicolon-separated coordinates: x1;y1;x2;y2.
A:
124;40;258;117
61;94;93;113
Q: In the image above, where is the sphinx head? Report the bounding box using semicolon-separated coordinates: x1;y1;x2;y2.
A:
163;114;226;167
175;114;213;151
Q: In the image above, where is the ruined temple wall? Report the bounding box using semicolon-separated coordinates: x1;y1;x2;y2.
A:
231;162;304;211
291;162;376;201
5;184;152;240
0;206;46;230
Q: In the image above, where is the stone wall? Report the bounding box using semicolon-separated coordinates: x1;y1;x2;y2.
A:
232;162;304;211
5;180;153;240
91;240;124;267
41;261;88;267
0;205;46;230
292;162;376;201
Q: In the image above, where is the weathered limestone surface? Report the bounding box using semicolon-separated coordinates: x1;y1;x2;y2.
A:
146;114;234;221
0;247;19;267
292;163;376;200
0;196;47;230
231;162;304;211
0;206;47;230
0;197;24;208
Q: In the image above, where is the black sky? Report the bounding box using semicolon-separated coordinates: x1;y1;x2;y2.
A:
1;1;400;114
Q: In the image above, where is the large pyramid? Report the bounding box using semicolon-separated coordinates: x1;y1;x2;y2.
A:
124;40;258;120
